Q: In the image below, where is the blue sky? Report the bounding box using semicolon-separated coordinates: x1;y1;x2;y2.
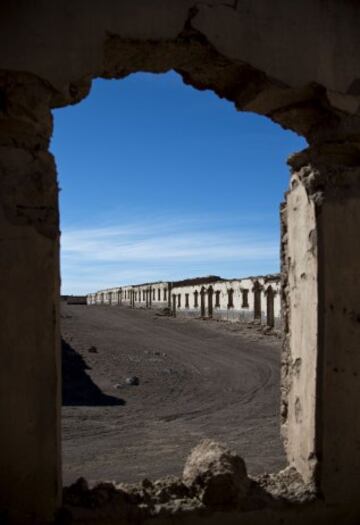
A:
51;71;306;294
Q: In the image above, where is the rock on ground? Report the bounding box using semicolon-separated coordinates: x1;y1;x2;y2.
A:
183;439;250;506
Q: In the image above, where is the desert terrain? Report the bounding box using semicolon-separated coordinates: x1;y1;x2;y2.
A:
61;304;286;486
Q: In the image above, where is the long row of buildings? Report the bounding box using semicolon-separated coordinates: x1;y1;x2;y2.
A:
87;274;282;328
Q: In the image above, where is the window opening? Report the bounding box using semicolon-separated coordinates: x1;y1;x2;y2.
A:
253;281;262;320
242;289;249;308
200;287;206;317
266;286;275;328
227;289;234;308
215;290;220;307
207;286;213;318
194;290;199;307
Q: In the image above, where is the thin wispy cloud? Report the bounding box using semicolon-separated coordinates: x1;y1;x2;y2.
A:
60;213;279;294
53;74;305;295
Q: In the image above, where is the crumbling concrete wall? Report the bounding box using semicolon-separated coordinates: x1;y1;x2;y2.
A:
88;276;281;327
281;145;360;504
132;282;170;310
89;282;171;309
0;74;61;522
171;275;281;327
87;293;96;305
121;285;133;307
95;287;121;305
280;166;319;484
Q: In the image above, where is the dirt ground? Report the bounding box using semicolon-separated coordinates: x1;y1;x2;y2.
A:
61;304;286;486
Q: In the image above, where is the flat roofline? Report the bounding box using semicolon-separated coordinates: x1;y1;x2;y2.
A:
89;273;280;295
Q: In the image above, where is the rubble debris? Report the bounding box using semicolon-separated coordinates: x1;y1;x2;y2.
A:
255;466;317;503
62;443;318;521
183;439;250;506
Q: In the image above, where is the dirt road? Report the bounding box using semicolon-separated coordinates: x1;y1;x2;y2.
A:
61;304;286;486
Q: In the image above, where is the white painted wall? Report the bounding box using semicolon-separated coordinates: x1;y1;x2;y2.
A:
171;276;281;327
131;282;170;309
87;275;281;328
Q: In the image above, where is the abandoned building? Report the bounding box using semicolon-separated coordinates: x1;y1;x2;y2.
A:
87;274;281;328
1;1;360;524
171;274;280;327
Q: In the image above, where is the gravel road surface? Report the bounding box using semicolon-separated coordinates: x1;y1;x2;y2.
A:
61;304;286;486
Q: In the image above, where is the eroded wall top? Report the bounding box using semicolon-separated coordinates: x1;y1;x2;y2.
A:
2;1;360;143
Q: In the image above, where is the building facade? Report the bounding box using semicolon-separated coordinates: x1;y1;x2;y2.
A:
87;274;281;328
171;275;281;328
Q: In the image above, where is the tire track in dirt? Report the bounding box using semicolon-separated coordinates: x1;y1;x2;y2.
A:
61;304;286;485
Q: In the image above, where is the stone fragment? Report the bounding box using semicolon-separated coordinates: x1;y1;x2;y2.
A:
153;475;190;503
125;376;139;386
183;439;249;506
88;345;98;353
63;477;89;507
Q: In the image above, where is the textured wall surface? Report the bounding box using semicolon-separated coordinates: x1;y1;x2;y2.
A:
0;79;61;521
281;171;319;484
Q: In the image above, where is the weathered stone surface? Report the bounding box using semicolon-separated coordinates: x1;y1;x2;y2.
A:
0;143;60;522
255;466;317;504
183;440;250;506
281;152;360;504
63;477;145;523
3;2;360;142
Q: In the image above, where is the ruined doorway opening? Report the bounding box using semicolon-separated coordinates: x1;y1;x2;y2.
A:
207;286;213;318
200;287;206;317
53;70;306;489
266;286;275;328
2;7;360;519
253;281;262;321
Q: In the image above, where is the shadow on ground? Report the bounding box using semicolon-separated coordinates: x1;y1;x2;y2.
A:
62;338;125;407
